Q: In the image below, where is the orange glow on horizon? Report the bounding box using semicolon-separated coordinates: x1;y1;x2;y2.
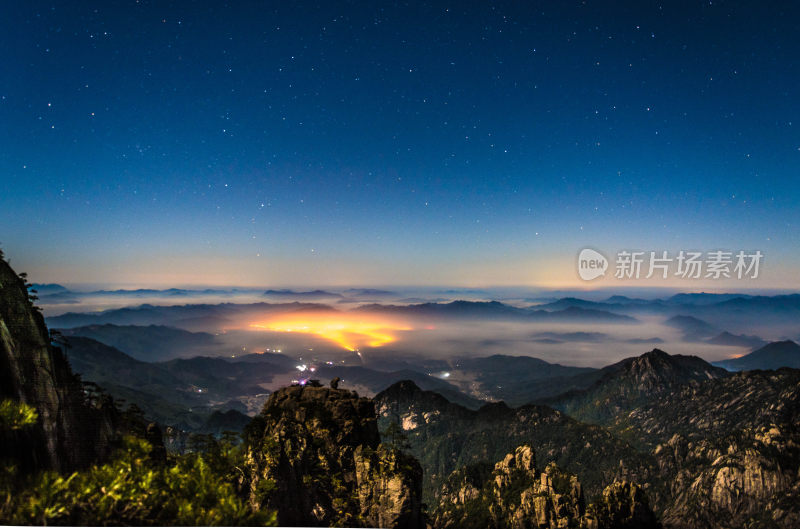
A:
249;312;412;351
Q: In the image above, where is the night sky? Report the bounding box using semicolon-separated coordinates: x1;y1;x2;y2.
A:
2;1;799;288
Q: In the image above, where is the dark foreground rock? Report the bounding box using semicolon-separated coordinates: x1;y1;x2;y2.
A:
0;255;118;474
242;383;424;528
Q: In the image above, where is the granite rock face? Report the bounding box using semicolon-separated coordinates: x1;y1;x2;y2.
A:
242;383;424;528
620;369;800;528
0;256;118;473
433;444;658;529
584;481;661;529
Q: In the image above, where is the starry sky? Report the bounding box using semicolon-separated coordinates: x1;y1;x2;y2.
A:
1;1;799;288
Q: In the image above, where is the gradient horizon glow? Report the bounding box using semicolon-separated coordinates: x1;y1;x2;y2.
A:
2;2;799;289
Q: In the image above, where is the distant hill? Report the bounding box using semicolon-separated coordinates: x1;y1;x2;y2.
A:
311;364;484;409
59;323;219;361
545;305;637;323
63;336;184;393
666;292;753;305
450;354;598;406
534;297;617;311
707;331;766;349
625;337;664;344
713;340;800;371
45;301;334;329
343;288;396;296
263;289;342;298
356;300;637;323
200;409;252;436
541;349;729;424
356;300;530;319
604;295;652;304
531;331;610;342
62;336;282;428
664;314;719;340
29;282;69;294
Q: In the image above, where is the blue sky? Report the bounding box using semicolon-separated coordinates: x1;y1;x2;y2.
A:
2;1;799;288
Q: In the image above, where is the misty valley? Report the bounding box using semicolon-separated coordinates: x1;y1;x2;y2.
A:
3;253;800;527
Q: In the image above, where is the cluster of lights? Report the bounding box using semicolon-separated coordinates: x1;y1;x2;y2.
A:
250;312;411;351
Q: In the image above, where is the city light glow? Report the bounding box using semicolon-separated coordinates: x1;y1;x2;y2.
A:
250;312;412;351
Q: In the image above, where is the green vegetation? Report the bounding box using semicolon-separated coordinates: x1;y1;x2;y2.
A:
0;427;276;525
0;400;38;430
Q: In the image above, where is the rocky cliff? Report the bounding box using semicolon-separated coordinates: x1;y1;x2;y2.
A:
242;382;424;528
378;359;800;529
433;444;659;529
615;369;800;528
0;255;118;473
375;380;655;504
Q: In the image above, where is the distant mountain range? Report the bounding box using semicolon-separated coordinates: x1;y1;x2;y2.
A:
29;282;70;294
46;301;335;329
354;300;639;323
46;299;638;329
61;335;277;429
263;289;342;298
707;331;766;349
713;340;800;371
539;293;800;330
59;324;220;361
664;314;720;340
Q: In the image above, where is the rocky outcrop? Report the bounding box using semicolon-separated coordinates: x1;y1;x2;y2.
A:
618;369;800;528
354;444;423;528
433;444;658;529
378;362;800;529
653;427;800;528
545;349;729;425
242;383;424;528
584;481;660;529
375;380;654;505
0;255;118;474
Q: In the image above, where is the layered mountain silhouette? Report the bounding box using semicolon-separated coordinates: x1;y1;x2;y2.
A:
60;324;219;361
707;331;767;349
713;340;800;371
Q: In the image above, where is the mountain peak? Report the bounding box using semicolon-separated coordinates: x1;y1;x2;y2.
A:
714;339;800;371
545;348;728;424
623;348;726;382
381;379;422;395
